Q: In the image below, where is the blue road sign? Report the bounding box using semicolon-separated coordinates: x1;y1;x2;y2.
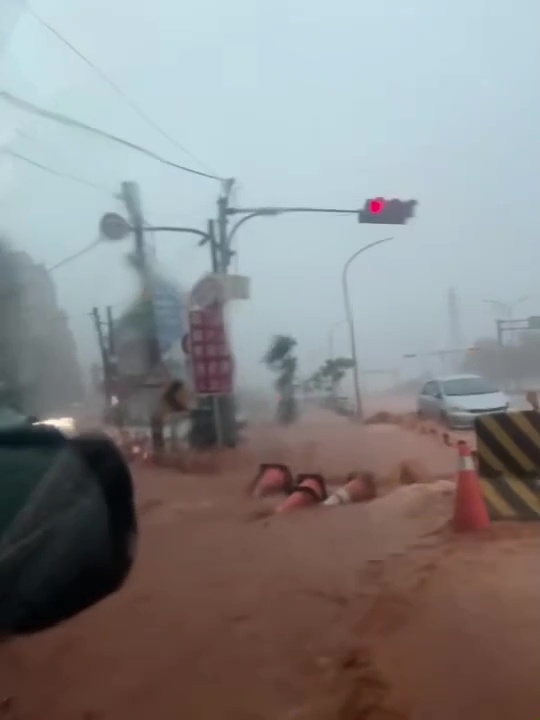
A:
151;283;186;356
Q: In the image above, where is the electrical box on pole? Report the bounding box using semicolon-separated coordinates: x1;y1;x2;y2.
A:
358;198;417;225
528;316;540;330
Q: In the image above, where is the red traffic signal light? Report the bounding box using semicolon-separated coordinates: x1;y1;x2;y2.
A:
369;198;385;214
358;198;417;225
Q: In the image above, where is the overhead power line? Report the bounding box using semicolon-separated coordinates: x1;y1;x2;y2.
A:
0;90;224;181
6;143;169;220
0;239;101;303
47;239;100;273
22;1;219;178
4;144;190;240
4;149;114;195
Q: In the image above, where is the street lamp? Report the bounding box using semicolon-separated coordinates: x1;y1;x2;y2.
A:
226;209;283;272
223;205;360;273
227;208;282;246
342;237;394;421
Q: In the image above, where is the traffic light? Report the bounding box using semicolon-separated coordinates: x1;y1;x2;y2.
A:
358;198;417;225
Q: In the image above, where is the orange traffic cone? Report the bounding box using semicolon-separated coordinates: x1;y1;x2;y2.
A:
323;471;377;506
453;441;490;532
275;473;328;513
249;463;294;497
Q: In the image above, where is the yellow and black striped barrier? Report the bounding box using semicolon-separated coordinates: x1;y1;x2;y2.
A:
475;411;540;520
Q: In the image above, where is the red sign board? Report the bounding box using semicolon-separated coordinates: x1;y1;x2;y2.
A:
188;305;233;395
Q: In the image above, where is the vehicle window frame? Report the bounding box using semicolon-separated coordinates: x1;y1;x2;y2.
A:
441;377;498;397
432;382;443;399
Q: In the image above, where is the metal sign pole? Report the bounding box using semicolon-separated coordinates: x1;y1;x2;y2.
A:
188;279;234;449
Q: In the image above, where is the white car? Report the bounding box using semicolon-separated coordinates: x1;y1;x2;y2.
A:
417;374;509;429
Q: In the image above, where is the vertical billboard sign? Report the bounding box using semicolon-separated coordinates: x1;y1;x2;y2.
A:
188;305;233;395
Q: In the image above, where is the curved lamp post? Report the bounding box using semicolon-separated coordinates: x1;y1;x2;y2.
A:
225;206;358;272
342;237;394;421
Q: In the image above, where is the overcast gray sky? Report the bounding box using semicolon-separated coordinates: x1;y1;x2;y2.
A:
1;0;539;391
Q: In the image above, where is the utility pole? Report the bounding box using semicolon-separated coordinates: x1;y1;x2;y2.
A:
106;305;115;357
91;307;112;412
207;219;218;273
105;305;124;427
214;180;237;445
119;181;164;452
217;195;227;274
121;181;146;268
216;179;235;273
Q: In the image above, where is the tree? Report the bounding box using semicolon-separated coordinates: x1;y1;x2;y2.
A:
263;334;298;392
263;334;298;424
319;357;355;398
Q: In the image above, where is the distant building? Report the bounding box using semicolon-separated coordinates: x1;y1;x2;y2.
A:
0;245;83;416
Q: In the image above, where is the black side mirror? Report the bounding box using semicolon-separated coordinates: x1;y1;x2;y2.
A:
0;425;137;634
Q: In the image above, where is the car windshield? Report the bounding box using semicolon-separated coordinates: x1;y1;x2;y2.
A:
442;377;498;397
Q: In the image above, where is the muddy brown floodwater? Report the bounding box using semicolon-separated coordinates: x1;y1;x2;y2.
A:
2;409;540;719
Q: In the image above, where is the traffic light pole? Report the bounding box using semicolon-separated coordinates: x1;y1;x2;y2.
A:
213;191;363;442
215;197;414;433
221;198;416;273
